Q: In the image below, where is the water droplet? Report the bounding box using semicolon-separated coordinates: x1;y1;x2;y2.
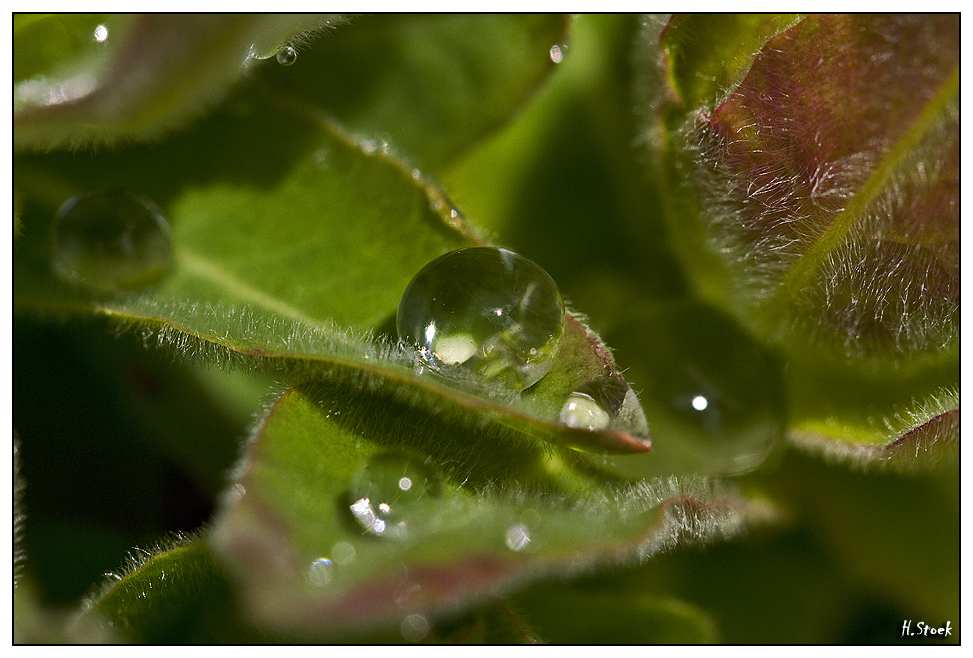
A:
397;247;565;391
276;45;298;66
307;557;333;586
560;377;649;436
401;613;429;642
50;190;172;293
561;392;611;431
550;44;566;63
93;25;109;42
348;452;440;539
596;301;785;479
331;541;356;565
505;524;531;551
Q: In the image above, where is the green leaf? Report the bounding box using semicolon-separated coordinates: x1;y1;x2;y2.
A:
634;14;959;465
89;539;262;644
14;14;345;150
790;386;958;473
208;382;750;638
265;14;569;173
513;585;719;644
15;63;651;455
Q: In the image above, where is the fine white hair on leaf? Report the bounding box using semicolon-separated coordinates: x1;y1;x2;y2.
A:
789;385;958;473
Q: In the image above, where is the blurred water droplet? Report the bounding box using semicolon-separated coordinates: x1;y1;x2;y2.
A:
505;524;531;551
348;452;440;539
307;557;333;586
397;247;565;391
550;44;567;63
598;302;785;479
411;168;422;181
331;541;356;565
51;190;172;293
93;25;109;42
401;614;429;642
276;45;298;66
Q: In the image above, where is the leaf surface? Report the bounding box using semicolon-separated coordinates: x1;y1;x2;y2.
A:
14;14;346;150
208;382;750;637
14;19;650;456
676;14;959;362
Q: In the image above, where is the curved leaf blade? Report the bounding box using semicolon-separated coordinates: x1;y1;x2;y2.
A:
209;383;749;638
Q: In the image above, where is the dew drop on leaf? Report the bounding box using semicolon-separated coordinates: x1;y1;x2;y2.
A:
397;247;565;391
50;189;172;293
276;45;298;66
560;377;649;437
550;44;566;63
347;452;441;539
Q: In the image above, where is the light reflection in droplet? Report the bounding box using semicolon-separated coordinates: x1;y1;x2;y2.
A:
550;44;564;63
560;391;611;431
93;25;109;42
692;395;709;411
276;45;298;66
307;557;333;586
505;524;531;551
401;614;429;642
398;476;413;491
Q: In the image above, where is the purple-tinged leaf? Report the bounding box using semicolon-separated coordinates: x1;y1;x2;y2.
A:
681;14;958;361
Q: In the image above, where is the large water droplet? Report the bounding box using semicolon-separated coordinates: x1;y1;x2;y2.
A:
348;452;440;539
51;190;172;293
276;45;298;66
397;247;565;391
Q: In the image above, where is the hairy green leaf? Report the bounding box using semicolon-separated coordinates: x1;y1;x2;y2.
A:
208;383;750;638
264;13;569;173
671;14;959;362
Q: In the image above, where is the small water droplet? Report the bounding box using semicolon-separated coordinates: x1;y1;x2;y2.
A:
348;452;440;539
550;44;567;63
307;557;333;586
93;25;109;42
397;247;565;391
331;541;356;565
401;613;429;642
51;190;172;293
411;168;422;181
505;524;531;551
276;45;298;66
560;377;649;437
691;395;709;411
